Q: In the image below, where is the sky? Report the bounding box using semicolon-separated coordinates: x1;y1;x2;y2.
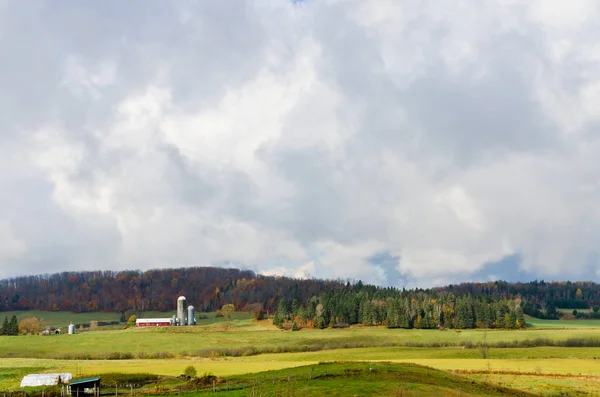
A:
1;0;600;287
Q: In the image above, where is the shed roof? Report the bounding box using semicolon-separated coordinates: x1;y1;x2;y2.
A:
70;377;101;386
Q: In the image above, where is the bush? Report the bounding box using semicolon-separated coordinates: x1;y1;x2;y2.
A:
192;373;218;387
99;373;158;387
183;365;197;378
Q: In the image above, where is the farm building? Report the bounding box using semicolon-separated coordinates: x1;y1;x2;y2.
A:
21;373;72;387
136;318;173;327
68;377;100;396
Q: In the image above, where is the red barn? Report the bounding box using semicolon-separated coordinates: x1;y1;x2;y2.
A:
136;318;173;327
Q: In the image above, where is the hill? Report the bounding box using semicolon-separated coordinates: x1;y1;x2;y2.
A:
0;266;341;313
1;266;600;321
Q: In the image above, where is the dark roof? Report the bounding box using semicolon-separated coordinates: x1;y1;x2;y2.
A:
70;377;101;386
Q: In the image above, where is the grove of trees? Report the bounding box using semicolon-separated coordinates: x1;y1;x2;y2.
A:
0;315;18;335
272;288;527;330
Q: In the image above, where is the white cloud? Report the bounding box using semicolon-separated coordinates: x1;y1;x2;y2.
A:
0;221;26;272
1;1;600;285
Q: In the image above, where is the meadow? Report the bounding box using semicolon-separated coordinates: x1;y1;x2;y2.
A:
3;311;600;395
0;310;252;330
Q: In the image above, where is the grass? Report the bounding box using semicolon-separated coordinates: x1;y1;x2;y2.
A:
3;361;535;396
525;315;600;328
189;362;536;396
0;366;47;390
0;311;252;330
4;318;600;359
557;308;591;314
468;373;600;396
5;313;600;395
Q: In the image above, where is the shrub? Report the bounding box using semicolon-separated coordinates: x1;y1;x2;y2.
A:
183;365;197;378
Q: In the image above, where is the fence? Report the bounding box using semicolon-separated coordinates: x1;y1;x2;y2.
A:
1;364;434;397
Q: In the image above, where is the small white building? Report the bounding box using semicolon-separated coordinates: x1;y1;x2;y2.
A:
20;373;73;387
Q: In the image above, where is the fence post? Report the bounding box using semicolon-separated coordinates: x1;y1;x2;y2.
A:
212;381;215;392
130;386;132;396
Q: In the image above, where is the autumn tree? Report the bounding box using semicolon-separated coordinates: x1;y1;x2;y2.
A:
127;315;137;327
18;317;46;335
248;303;264;321
221;304;235;328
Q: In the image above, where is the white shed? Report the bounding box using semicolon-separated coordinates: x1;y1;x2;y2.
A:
20;373;73;387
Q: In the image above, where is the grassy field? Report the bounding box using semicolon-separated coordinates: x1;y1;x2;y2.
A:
207;362;537;396
3;318;600;360
4;313;600;395
0;361;535;396
557;307;591;313
0;310;251;329
6;309;600;330
525;315;600;328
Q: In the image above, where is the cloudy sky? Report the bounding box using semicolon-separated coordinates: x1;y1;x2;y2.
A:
1;0;599;287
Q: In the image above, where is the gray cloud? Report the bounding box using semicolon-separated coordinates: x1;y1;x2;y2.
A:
1;0;600;286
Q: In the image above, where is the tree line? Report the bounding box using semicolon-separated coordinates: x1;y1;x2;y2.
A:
272;287;527;330
1;266;598;320
0;267;341;313
0;315;18;335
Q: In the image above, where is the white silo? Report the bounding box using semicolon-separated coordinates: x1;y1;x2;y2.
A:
68;323;75;334
177;296;186;326
187;305;195;326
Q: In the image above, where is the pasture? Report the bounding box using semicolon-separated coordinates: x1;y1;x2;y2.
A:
3;312;600;395
3;318;600;360
525;315;600;328
0;310;252;330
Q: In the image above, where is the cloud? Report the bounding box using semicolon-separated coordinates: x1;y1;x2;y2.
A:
0;0;600;286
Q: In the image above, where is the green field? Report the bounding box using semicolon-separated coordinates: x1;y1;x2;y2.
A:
0;361;536;396
4;312;600;395
0;310;252;330
4;319;600;360
525;315;600;328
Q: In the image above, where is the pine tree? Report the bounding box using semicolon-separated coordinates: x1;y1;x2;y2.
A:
291;299;300;317
0;316;8;335
386;299;400;328
515;306;526;328
509;310;517;329
9;315;18;336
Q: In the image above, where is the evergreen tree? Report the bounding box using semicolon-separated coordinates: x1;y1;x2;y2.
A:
291;299;300;317
272;300;288;329
9;315;18;335
398;300;411;328
509;310;517;329
515;306;526;328
386;299;400;328
0;316;8;335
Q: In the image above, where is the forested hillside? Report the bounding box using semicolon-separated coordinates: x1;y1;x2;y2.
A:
1;266;599;321
272;280;600;330
0;267;341;313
